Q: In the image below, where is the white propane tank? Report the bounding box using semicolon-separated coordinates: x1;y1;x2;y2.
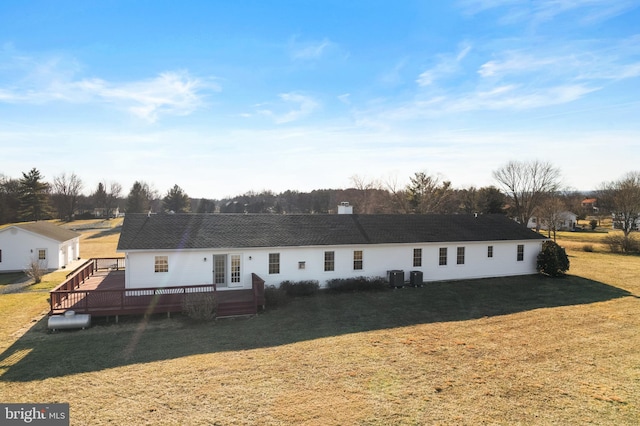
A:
48;310;91;331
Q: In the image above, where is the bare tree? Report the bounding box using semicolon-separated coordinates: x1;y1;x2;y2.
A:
599;171;640;238
536;193;567;241
24;256;46;284
493;160;561;225
106;182;122;218
0;174;21;225
384;172;410;213
349;175;383;214
52;172;83;221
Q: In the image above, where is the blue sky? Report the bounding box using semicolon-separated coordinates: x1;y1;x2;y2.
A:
1;0;639;199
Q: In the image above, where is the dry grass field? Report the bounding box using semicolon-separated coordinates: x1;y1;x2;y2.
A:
0;222;639;425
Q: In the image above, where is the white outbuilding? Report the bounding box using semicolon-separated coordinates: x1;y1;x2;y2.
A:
0;222;80;272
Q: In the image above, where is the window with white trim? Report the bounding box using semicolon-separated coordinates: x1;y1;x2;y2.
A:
439;248;447;266
457;247;465;265
413;248;422;267
353;250;363;270
38;249;47;260
324;251;335;271
231;255;241;283
269;253;280;274
517;245;524;261
487;245;494;258
154;255;168;273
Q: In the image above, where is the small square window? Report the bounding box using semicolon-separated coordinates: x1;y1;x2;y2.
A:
298;261;306;270
38;249;47;260
155;255;168;273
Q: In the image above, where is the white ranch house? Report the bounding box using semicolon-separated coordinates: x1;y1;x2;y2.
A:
0;222;80;272
527;211;578;232
117;212;547;291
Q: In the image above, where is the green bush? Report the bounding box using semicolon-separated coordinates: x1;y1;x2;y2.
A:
279;280;320;297
326;276;388;293
536;240;570;277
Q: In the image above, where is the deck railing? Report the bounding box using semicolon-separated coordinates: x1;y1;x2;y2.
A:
50;258;266;317
252;273;266;310
51;284;216;316
52;258;125;314
64;257;125;280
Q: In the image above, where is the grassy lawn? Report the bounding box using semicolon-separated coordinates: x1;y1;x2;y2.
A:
0;226;639;424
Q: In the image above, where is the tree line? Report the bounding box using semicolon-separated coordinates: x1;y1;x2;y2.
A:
2;162;639;249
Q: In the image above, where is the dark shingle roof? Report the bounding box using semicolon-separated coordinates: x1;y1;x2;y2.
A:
117;213;545;251
5;221;80;242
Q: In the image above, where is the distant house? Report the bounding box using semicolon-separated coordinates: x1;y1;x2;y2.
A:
0;222;80;272
581;198;599;214
117;212;547;291
527;212;577;232
94;207;120;218
612;213;640;231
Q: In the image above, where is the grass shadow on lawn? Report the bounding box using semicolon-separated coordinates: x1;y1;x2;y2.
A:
84;226;122;239
0;274;632;382
0;273;26;286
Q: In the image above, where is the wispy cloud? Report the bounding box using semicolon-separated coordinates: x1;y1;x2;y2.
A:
0;50;217;122
368;35;640;121
459;0;638;25
416;43;472;87
72;71;214;122
450;84;599;111
291;38;332;60
288;36;347;62
257;92;319;124
478;36;640;83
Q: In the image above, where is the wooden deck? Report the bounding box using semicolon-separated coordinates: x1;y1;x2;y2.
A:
49;259;265;318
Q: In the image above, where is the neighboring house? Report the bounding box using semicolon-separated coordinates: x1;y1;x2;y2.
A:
612;213;640;231
0;222;80;272
581;198;599;214
94;207;120;218
528;212;577;232
117;213;547;291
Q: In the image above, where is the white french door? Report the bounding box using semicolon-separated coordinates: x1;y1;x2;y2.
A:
213;254;242;288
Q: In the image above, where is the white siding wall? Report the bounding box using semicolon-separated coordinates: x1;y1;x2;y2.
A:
123;240;543;289
0;227;65;271
125;250;213;289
